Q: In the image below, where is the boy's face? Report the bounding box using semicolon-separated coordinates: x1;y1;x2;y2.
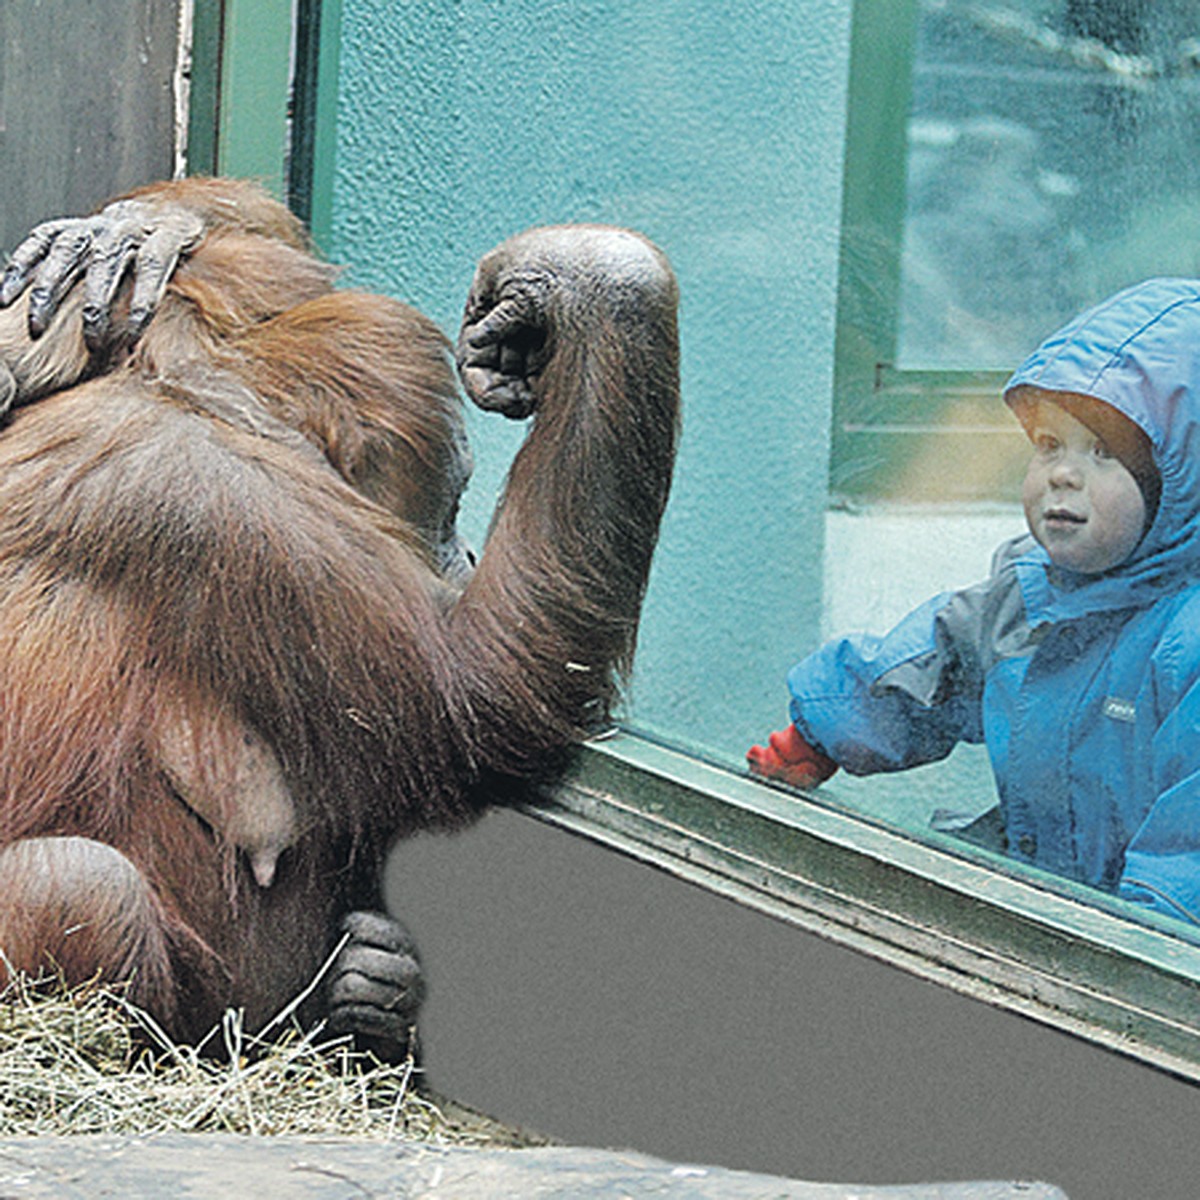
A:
1021;394;1147;574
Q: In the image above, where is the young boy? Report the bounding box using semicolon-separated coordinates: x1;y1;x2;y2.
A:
748;278;1200;925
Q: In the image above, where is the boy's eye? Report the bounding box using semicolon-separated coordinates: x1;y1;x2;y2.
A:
1034;433;1059;454
1093;440;1114;461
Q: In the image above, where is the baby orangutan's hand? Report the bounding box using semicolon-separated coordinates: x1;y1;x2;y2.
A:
747;724;837;789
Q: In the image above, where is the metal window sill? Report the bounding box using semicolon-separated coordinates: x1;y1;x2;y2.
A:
523;730;1200;1083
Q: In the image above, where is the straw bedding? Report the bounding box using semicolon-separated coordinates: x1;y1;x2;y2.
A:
0;970;540;1146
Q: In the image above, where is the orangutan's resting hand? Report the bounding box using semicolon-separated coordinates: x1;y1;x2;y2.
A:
0;198;203;349
326;911;426;1064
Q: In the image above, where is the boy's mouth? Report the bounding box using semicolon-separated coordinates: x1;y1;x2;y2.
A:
1043;507;1086;526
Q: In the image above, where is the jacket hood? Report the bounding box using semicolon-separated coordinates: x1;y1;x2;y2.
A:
1004;277;1200;623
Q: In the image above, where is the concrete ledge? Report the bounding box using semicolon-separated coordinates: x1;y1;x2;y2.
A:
0;1134;1068;1198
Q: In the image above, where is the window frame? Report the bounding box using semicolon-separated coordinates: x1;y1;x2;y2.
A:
830;0;1036;503
531;731;1200;1083
187;0;342;249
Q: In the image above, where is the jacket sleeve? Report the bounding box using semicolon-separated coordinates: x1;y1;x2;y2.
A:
787;538;1037;777
787;590;988;776
1119;612;1200;925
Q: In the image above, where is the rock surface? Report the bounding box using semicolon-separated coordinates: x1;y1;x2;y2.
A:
0;1134;1069;1198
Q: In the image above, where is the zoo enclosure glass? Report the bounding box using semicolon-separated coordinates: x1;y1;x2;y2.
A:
788;0;1200;931
7;0;1200;1081
195;0;1200;1073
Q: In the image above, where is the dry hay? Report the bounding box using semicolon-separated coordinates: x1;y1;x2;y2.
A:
0;968;538;1146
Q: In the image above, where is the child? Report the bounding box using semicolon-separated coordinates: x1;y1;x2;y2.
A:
748;278;1200;925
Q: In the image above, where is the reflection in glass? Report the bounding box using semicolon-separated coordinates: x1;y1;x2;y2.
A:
898;0;1200;370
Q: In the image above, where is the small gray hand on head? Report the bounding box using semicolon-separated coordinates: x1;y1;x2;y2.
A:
0;198;203;351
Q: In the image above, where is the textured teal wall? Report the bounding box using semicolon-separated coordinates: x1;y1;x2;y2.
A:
326;1;853;764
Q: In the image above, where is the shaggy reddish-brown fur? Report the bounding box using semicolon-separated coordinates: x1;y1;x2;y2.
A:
0;178;679;1040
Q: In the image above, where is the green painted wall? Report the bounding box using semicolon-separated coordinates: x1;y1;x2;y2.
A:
324;1;855;764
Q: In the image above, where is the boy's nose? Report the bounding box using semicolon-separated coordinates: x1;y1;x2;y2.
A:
1049;455;1084;488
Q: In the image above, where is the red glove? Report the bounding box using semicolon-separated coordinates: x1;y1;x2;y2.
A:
746;724;837;789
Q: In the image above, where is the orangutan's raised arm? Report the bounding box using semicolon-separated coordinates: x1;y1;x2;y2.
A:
451;223;680;773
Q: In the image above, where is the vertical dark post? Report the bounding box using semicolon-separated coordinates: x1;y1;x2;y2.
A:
187;0;226;177
288;0;323;224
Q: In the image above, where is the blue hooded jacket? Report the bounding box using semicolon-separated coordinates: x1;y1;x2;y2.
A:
788;278;1200;924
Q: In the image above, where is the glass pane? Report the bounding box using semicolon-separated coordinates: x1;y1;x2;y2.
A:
819;0;1200;938
898;0;1200;369
321;0;1200;946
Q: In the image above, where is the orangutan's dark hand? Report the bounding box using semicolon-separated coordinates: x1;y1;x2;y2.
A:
457;253;552;420
457;224;674;420
326;910;426;1063
0;198;204;350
